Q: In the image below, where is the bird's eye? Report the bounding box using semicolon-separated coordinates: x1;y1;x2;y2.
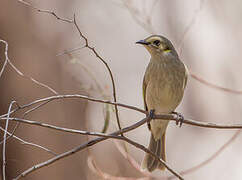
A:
153;40;160;46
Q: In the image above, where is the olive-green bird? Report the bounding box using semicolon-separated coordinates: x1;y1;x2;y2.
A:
136;35;188;172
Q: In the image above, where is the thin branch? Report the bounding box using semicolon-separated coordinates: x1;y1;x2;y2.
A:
7;60;58;95
87;155;150;180
22;100;52;118
0;127;57;156
113;140;153;177
3;100;54;147
0;39;58;95
2;101;16;180
178;0;206;53
122;0;156;34
17;0;73;23
73;14;122;134
13;116;183;180
178;130;241;176
2;94;242;129
0;40;9;78
190;72;242;95
0;94;146;119
56;46;85;56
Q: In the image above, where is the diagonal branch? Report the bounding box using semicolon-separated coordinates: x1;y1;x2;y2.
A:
0;127;57;156
17;0;122;133
2;101;16;180
73;14;122;134
0;39;58;95
12;116;183;180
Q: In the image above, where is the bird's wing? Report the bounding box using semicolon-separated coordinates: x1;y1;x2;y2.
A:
183;64;189;89
143;76;151;130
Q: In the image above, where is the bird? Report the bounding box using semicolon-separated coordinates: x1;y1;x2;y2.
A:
136;35;188;172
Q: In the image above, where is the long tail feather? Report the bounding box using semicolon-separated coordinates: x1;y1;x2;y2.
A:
141;133;166;172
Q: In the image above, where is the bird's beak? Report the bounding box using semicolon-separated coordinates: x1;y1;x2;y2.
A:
136;40;150;45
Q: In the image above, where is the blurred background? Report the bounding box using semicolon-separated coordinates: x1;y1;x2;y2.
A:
1;0;242;179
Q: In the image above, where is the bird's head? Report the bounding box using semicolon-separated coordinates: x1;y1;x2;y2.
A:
136;35;178;58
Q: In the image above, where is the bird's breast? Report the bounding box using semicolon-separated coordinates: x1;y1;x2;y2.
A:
145;60;186;113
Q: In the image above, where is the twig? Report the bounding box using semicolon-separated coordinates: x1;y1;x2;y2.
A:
87;155;150;180
178;0;206;53
122;0;156;34
0;40;9;78
73;15;122;134
8;60;58;95
0;39;58;95
23;100;52;118
178;130;241;177
0;127;57;156
0;94;146;119
17;0;73;23
190;72;242;95
113;140;153;177
2;101;16;180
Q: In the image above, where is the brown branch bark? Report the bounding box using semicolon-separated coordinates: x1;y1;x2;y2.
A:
12;116;183;180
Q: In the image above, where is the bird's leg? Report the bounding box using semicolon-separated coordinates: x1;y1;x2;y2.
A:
147;109;155;130
172;111;184;127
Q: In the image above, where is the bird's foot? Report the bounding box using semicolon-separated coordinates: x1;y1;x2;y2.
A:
148;109;155;119
172;111;184;127
147;109;155;130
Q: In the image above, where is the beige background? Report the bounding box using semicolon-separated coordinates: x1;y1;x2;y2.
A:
1;0;242;179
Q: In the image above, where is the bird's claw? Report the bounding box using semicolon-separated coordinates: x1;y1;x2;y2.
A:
146;109;155;130
148;109;155;119
172;111;184;127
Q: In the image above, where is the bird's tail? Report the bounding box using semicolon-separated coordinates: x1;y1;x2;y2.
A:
141;133;166;171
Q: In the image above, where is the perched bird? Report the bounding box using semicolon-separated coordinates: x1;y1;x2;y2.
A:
136;35;188;172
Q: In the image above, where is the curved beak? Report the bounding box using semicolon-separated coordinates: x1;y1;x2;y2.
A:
136;40;150;45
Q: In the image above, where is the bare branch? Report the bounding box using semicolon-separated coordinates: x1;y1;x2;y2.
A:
0;39;58;95
12;116;183;180
122;0;156;34
73;15;122;134
87;155;150;180
190;72;242;95
179;130;241;176
2;94;242;129
17;0;73;23
0;127;57;156
113;140;153;177
0;40;9;78
17;0;123;133
0;94;146;119
178;0;206;53
1;96;241;179
2;101;16;180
